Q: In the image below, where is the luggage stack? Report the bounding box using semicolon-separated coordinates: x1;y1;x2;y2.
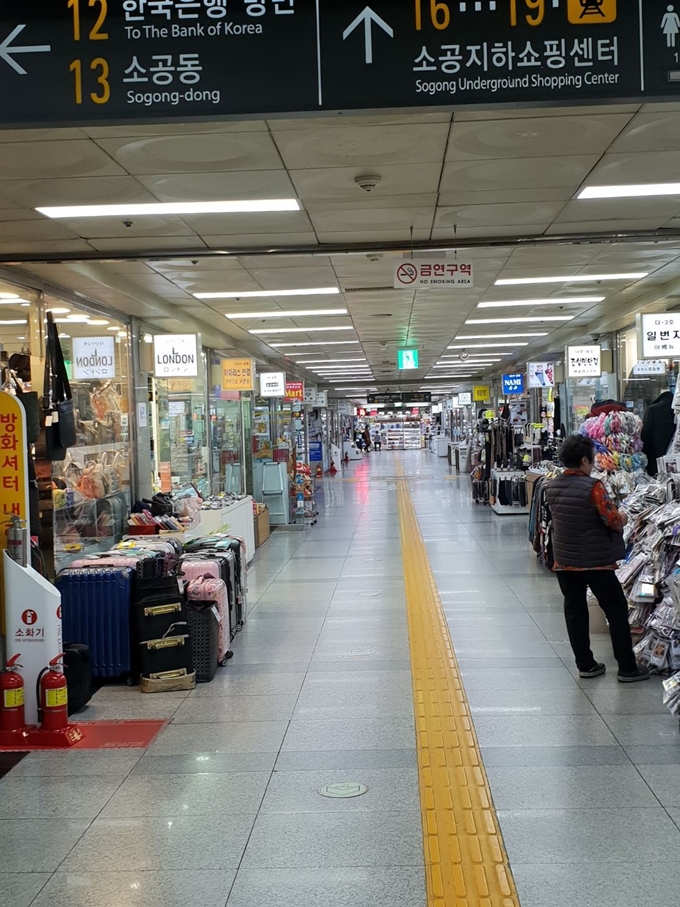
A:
56;533;247;695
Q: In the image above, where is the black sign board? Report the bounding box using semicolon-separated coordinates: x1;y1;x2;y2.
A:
0;2;676;128
367;392;432;405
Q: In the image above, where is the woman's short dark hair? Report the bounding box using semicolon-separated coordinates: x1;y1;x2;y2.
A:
559;434;594;469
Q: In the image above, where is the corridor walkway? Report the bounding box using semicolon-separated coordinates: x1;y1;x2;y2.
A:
1;450;679;907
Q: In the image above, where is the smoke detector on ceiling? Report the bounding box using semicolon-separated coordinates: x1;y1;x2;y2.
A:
355;174;382;193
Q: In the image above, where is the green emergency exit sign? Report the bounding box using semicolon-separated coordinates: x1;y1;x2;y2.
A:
397;349;419;370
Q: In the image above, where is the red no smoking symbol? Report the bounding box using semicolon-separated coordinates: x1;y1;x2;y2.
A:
396;263;418;285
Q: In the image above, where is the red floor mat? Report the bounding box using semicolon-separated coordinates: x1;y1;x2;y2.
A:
0;719;166;751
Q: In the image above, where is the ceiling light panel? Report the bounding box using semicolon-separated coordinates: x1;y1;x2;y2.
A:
250;326;354;334
297;359;366;364
466;316;574;324
456;333;547;339
270;341;360;347
448;343;530;349
578;183;680;199
477;297;603;308
226;309;347;319
196;287;339;299
495;273;648;286
37;199;301;218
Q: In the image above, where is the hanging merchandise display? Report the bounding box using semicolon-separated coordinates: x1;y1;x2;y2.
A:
579;409;647;477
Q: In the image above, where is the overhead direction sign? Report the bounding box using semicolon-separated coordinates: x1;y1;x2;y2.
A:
0;2;677;127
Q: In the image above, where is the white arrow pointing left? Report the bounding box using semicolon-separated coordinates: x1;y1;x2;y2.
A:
0;24;51;75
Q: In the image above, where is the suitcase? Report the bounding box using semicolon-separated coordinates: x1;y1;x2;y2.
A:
135;589;189;647
63;643;93;714
206;538;247;613
57;567;135;680
186;574;232;666
180;553;239;634
69;550;164;580
195;550;240;631
185;602;220;683
115;538;180;575
138;622;194;681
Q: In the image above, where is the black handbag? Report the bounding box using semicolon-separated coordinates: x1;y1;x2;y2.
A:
43;313;76;459
13;380;40;444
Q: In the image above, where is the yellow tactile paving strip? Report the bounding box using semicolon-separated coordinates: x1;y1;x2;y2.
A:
395;464;521;907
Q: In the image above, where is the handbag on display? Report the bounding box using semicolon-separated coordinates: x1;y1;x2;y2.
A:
42;312;76;459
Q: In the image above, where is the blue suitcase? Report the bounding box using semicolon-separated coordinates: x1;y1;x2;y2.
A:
56;566;135;681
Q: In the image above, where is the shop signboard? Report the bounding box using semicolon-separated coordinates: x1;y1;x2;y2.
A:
567;345;601;378
72;336;116;379
285;381;305;401
309;441;323;462
397;349;419;370
458;392;472;406
154;334;199;378
639;313;680;359
259;371;286;397
502;373;525;395
527;361;555;388
303;385;318;405
0;390;29;627
315;390;328;407
473;385;490;402
0;3;676;129
394;260;473;290
221;358;254;392
632;359;667;376
403;392;432;404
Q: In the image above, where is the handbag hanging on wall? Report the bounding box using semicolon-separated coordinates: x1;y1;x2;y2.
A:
42;312;76;460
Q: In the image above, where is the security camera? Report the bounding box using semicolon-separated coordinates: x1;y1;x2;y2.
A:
355;175;382;193
591;335;601;344
123;220;134;228
366;253;383;262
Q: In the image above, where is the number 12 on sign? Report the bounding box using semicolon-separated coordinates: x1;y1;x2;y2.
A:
67;0;109;42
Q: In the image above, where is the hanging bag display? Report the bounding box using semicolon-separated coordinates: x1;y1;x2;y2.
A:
42;312;76;460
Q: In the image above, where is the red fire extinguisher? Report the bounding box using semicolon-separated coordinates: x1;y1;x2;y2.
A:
37;655;69;732
0;654;26;733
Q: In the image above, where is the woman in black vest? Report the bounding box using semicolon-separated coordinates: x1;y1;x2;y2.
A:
546;435;649;683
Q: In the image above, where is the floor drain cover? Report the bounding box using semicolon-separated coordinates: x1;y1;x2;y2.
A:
319;782;368;799
348;648;377;656
359;591;382;597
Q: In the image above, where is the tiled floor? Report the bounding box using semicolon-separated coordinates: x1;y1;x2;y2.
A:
2;451;680;907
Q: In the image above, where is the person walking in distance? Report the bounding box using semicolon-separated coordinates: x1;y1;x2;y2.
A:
373;428;382;451
546;435;649;682
362;426;371;453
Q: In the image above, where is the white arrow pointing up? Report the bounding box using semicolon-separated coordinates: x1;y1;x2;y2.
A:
0;24;51;75
343;7;393;65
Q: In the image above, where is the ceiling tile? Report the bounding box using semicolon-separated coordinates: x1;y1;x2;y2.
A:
435;201;564;230
0;141;126;180
441;156;599;193
0;177;155;209
94;133;283;175
139;170;296;202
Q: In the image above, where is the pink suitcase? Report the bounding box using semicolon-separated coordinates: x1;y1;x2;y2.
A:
180;557;222;586
186;574;231;664
68;552;163;580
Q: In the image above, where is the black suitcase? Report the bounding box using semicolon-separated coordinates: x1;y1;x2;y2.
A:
138;622;194;678
63;643;93;714
186;602;220;683
135;589;188;645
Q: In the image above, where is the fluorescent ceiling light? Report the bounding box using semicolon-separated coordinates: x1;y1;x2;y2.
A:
251;326;353;335
477;296;603;308
434;362;500;367
0;293;19;299
448;342;530;349
335;386;378;390
46;307;70;314
88;319;110;326
37;199;301;218
270;341;359;348
196;287;338;300
0;301;26;306
425;374;475;379
107;326;120;331
0;319;26;325
466;316;574;325
226;308;347;319
578;183;680;199
495;273;648;286
456;333;547;339
298;359;366;364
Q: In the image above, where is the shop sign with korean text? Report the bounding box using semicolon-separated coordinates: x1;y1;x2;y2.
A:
527;362;555;388
285;381;304;401
567;345;601;378
640;313;680;359
632;360;667;376
0;391;28;524
0;3;678;130
473;385;490;402
72;336;116;379
259;372;286;397
303;385;318;405
394;260;473;290
458;392;472;406
221;358;254;392
154;334;199;378
502;373;525;395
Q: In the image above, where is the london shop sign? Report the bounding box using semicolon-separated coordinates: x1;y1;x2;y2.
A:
153;334;199;378
0;2;677;127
